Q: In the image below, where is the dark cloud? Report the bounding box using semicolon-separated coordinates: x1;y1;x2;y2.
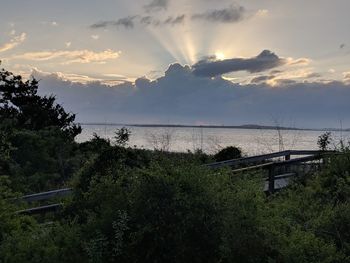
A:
140;15;185;26
116;16;136;28
144;0;170;12
90;16;136;29
192;50;286;77
163;15;186;25
90;15;185;29
192;4;245;23
340;43;346;49
91;3;249;30
33;64;350;128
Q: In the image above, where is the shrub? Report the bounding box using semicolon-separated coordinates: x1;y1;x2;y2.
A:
214;146;242;162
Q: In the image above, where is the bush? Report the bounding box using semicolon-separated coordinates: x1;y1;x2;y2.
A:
68;157;271;263
214;146;242;162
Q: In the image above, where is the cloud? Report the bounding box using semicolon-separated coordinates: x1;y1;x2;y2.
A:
287;57;311;66
163;15;186;25
31;68;129;85
192;50;286;77
192;4;245;23
250;69;322;86
91;16;136;29
14;49;121;64
32;63;350;128
344;72;350;83
91;35;100;40
91;15;185;29
0;33;26;53
139;15;185;26
144;0;170;12
90;3;249;30
340;44;346;49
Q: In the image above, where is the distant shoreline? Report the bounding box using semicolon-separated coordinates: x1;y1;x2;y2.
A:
79;123;349;132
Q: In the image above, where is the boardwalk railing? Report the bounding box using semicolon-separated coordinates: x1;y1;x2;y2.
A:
17;150;336;214
20;188;72;202
206;150;335;193
16;188;72;215
206;150;329;169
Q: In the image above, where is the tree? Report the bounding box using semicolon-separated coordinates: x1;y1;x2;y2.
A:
0;66;81;138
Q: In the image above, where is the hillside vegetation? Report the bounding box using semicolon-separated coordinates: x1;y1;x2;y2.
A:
1;67;350;262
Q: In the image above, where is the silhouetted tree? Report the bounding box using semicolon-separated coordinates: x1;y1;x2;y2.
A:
0;65;81;138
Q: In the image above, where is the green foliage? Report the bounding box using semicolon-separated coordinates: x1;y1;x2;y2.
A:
0;176;21;243
214;146;242;162
6;127;80;192
3;148;350;262
263;152;350;262
0;66;84;193
69;155;272;263
74;145;152;194
2;68;350;262
0;222;82;263
79;133;111;154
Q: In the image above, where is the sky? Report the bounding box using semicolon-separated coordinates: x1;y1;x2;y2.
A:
1;0;350;128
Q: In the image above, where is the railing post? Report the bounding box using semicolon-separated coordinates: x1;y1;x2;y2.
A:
268;166;275;194
285;153;291;174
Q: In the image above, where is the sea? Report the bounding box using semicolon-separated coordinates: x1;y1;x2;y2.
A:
76;125;350;156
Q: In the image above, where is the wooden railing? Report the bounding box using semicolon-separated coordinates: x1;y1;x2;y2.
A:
207;150;335;193
206;150;329;169
16;188;72;215
16;150;336;214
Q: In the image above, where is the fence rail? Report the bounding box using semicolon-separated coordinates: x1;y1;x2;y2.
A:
207;150;336;193
206;150;332;169
16;150;338;214
20;188;72;202
16;204;62;215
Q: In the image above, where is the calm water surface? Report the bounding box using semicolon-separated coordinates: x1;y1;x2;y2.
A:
77;125;350;155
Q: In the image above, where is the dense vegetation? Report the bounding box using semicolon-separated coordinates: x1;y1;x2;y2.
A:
1;67;350;262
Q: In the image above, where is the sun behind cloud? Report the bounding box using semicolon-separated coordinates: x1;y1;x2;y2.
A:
215;51;226;60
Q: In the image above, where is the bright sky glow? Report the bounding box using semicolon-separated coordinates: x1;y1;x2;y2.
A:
0;0;349;84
